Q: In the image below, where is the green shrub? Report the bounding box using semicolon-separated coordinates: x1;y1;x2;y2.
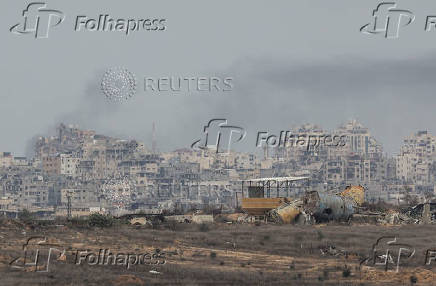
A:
70;216;89;228
18;209;34;224
410;275;418;285
342;266;351;278
88;213;114;227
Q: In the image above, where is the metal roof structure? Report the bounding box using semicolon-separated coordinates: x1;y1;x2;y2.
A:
242;176;309;182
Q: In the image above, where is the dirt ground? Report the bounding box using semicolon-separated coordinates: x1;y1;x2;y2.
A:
1;219;436;285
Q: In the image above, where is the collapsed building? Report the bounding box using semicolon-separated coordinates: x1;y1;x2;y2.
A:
240;177;365;224
240;176;309;220
238;176;436;225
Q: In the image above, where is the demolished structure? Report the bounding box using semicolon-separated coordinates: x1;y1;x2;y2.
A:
240;176;309;220
239;176;365;224
302;185;365;222
269;199;305;224
303;191;355;222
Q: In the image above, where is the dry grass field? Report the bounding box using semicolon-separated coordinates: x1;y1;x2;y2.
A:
1;217;436;285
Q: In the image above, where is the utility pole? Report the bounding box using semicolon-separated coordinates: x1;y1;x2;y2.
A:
67;191;73;220
152;122;157;154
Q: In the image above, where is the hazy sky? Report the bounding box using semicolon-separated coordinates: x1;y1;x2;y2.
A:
2;0;436;157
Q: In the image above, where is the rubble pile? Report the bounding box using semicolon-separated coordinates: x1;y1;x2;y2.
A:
267;186;365;224
264;186;436;226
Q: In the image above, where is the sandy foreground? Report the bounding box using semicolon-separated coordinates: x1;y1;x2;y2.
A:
1;220;436;285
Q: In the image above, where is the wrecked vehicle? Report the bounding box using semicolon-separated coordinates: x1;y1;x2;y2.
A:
269;186;365;224
270;199;302;224
269;199;311;224
129;217;151;226
303;191;356;222
301;186;365;222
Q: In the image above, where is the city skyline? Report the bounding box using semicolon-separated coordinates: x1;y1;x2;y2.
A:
4;119;436;158
4;1;436;157
3;2;436;284
2;117;436;216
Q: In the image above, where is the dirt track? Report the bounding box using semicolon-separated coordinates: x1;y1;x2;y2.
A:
1;220;436;285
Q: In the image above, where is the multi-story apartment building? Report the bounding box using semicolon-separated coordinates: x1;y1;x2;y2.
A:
396;131;436;185
60;188;90;205
18;175;49;208
0;152;13;168
42;154;61;175
335;120;382;156
60;153;80;177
